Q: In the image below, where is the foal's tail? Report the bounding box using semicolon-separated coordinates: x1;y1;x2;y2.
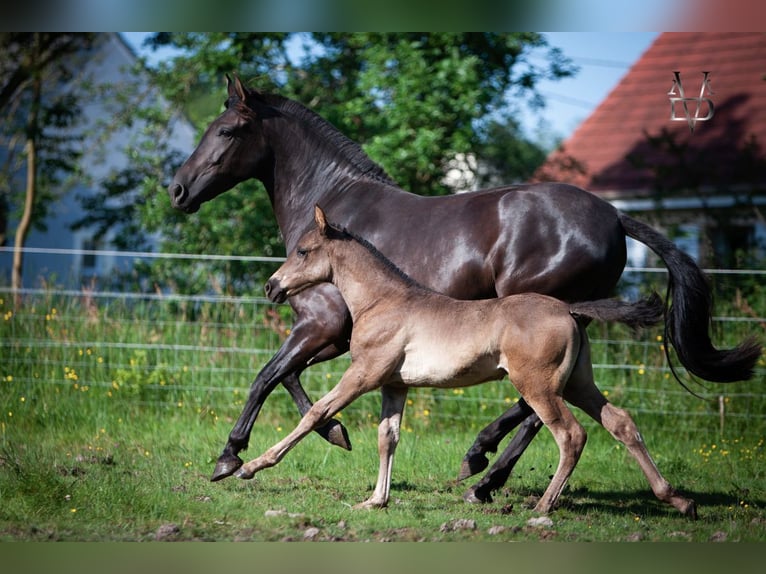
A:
619;213;762;383
570;292;665;332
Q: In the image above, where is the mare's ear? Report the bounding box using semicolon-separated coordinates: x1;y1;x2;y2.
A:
314;205;329;236
226;73;247;101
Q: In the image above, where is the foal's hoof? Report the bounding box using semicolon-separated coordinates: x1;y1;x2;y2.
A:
682;499;698;520
457;453;489;481
210;454;243;482
353;498;387;510
322;419;352;451
234;466;256;480
463;486;493;504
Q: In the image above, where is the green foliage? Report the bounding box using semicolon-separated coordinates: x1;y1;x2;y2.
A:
475;117;550;186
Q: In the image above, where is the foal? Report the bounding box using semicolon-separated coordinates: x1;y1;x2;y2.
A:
235;206;697;517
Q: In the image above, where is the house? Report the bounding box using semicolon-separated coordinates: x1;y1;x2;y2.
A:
0;33;196;289
534;32;766;268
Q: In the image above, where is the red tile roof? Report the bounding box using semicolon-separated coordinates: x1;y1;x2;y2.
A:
534;33;766;198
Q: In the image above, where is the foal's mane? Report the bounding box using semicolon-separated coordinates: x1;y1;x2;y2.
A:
229;88;398;187
330;222;431;293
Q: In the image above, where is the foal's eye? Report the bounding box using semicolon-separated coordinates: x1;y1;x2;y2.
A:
296;248;308;258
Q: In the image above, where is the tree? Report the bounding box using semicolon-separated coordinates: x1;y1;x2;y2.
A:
0;33;97;296
474;117;550;187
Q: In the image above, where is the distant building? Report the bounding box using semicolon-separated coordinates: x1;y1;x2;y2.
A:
0;33;196;288
535;32;766;268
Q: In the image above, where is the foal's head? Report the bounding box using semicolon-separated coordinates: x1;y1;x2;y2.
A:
265;206;344;303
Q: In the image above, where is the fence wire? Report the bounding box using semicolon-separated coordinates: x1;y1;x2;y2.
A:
1;250;765;436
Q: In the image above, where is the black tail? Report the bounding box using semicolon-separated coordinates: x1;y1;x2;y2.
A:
571;291;665;331
619;212;762;383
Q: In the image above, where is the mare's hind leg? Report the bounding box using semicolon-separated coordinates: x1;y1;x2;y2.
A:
458;398;536;481
564;342;697;518
462;408;544;503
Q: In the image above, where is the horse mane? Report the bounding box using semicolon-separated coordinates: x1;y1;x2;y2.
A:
234;88;399;187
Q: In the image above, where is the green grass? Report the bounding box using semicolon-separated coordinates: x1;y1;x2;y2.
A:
1;405;764;542
1;290;765;541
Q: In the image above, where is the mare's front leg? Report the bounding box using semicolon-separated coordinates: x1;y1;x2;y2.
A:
355;385;409;509
282;341;352;450
234;363;378;480
212;288;351;482
458;398;536;480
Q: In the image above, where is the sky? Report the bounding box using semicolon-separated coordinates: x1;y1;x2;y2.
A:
523;32;659;141
122;32;660;143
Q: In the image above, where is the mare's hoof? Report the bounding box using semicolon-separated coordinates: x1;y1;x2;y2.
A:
463;486;492;504
683;499;698;520
457;453;489;481
210;454;243;482
324;419;352;451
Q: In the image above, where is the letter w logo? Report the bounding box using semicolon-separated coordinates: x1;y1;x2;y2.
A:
668;71;714;134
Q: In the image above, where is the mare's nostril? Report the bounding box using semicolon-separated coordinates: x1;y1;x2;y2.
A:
169;182;188;205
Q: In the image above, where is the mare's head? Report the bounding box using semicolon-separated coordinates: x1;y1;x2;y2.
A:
168;74;278;214
265;205;345;303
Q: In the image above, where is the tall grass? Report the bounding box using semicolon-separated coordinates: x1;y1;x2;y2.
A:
1;281;764;541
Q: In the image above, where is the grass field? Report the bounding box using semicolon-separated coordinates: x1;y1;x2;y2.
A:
1;288;765;542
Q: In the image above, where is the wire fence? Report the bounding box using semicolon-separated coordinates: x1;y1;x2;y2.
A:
1;247;765;436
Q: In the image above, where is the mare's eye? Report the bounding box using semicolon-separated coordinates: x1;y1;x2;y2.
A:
218;127;234;138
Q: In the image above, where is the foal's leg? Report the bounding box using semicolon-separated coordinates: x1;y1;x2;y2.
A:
283;348;350;446
564;342;697;518
355;385;409;509
234;364;377;480
212;319;351;482
522;392;588;514
565;386;697;517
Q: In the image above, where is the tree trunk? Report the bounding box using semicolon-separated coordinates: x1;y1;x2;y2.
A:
11;37;41;305
0;196;7;247
11;138;36;302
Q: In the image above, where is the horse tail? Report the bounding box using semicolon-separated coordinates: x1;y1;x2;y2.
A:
570;292;665;331
618;212;762;383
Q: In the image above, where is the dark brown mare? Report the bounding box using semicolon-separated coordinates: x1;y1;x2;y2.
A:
168;75;761;502
242;205;697;517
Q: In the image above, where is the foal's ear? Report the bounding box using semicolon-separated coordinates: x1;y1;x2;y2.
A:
314;205;329;236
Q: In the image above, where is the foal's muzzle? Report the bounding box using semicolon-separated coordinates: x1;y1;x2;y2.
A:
264;277;288;303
